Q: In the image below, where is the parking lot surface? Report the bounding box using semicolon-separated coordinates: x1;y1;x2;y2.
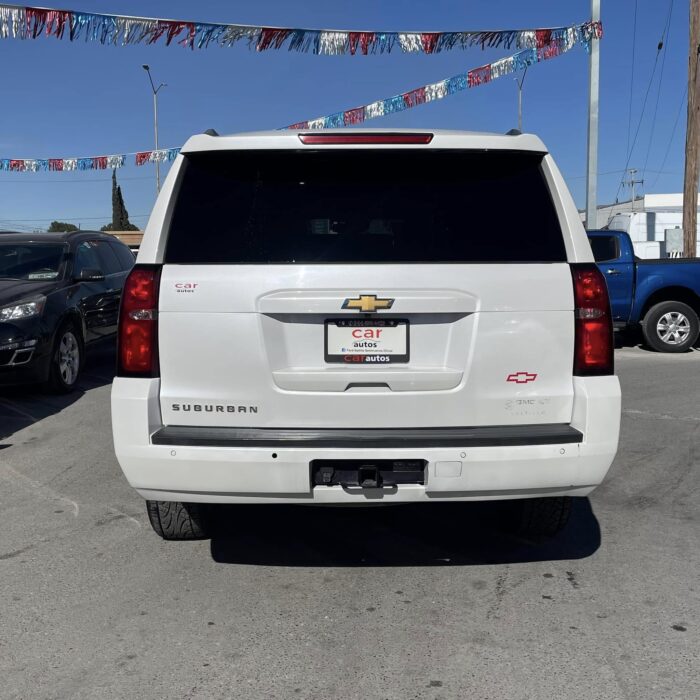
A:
0;345;698;699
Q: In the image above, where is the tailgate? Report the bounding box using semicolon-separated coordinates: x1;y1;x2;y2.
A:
158;263;574;428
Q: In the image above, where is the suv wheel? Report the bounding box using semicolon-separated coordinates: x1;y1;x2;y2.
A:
146;501;211;540
48;321;83;393
642;301;700;353
508;496;572;538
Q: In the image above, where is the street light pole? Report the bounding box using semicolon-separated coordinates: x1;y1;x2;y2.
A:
142;65;166;194
585;0;601;228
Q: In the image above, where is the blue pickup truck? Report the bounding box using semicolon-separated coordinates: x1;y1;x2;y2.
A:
588;229;700;352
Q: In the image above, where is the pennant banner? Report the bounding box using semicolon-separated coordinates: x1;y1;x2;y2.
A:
0;21;601;172
0;4;602;56
285;28;594;129
0;148;179;172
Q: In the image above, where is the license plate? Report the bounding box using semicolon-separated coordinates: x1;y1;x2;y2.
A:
325;319;409;364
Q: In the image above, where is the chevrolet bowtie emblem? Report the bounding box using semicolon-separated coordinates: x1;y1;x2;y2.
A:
342;295;395;313
507;372;538;384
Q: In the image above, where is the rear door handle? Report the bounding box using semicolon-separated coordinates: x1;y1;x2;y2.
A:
606;269;621;276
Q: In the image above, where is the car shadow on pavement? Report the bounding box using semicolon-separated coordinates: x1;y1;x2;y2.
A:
614;326;700;352
210;497;600;566
0;342;115;443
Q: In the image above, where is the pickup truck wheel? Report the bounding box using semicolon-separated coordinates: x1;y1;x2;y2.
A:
642;301;700;353
508;496;572;538
146;500;210;540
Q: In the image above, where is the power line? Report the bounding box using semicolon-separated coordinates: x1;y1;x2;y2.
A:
641;0;675;183
614;17;667;203
568;168;680;181
569;169;630;181
0;214;149;222
0;175;154;185
650;85;688;189
0;221;39;233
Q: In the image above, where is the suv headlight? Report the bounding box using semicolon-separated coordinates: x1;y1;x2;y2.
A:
0;296;46;322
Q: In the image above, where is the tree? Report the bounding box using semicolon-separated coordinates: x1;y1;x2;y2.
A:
101;169;139;232
47;221;79;233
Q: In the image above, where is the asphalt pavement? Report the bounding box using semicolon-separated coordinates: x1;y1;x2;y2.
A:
0;344;698;699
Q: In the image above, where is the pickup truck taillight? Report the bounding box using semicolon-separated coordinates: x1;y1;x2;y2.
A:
571;264;614;376
117;265;161;377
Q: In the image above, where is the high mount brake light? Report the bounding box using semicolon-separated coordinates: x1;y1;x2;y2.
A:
117;265;161;377
571;264;614;376
298;133;434;145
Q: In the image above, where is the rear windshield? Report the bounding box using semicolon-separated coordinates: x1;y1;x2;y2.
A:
589;235;620;263
165;149;566;264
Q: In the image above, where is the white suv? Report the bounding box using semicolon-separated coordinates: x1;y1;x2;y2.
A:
111;129;621;540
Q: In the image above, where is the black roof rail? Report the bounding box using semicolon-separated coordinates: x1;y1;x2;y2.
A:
203;128;219;136
505;128;522;136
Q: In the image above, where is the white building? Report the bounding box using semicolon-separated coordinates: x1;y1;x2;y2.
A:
581;193;700;258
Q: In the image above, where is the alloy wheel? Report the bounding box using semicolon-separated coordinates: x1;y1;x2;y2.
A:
656;311;691;346
58;331;80;385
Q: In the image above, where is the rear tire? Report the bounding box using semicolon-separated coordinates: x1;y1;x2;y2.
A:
508;496;572;538
146;500;211;540
642;301;700;353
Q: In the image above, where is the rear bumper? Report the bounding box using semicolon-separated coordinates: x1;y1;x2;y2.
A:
151;424;583;449
111;376;621;504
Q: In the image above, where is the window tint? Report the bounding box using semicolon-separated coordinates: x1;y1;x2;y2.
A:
0;244;67;280
93;241;122;275
74;241;101;275
165;150;566;264
109;241;136;271
589;236;619;263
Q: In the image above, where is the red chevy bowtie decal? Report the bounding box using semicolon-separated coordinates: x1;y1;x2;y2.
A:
507;372;538;384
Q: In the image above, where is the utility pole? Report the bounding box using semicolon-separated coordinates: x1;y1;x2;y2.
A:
585;0;601;228
515;66;528;131
682;0;700;257
624;168;644;211
142;65;167;194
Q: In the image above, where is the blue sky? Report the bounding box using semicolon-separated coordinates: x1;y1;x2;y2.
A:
0;0;689;231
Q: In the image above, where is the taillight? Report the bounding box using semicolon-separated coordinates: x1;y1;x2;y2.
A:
117;265;161;377
298;133;433;145
571;264;614;376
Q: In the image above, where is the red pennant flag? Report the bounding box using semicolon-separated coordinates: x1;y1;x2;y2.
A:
421;33;439;54
343;107;365;125
403;87;426;108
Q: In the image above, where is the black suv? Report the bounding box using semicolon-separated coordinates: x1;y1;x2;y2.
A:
0;231;134;391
